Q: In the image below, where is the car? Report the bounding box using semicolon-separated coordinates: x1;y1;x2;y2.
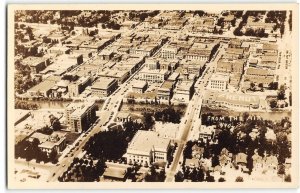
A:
52;173;56;176
62;164;66;167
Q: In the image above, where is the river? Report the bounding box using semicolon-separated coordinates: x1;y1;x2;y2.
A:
17;100;104;109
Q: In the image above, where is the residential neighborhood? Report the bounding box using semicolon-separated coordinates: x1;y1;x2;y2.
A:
12;9;293;184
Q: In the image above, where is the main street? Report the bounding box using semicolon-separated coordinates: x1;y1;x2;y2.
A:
165;47;221;182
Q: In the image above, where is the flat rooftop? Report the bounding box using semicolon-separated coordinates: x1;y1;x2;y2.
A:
210;73;230;82
22;56;47;67
127;130;170;155
132;80;147;89
92;77;116;90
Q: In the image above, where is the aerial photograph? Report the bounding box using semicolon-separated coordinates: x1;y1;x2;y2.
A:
9;6;296;188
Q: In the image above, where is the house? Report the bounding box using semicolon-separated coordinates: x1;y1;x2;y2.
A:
199;125;215;141
263;155;278;172
185;158;201;168
234;153;247;168
252;152;264;172
38;132;67;155
191;144;204;159
218;148;232;167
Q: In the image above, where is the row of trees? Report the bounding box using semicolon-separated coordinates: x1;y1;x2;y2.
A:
84;120;145;161
58;157;105;182
144;165;166;182
15;100;39;110
187;114;291;167
15;138;58;164
175;167;215;182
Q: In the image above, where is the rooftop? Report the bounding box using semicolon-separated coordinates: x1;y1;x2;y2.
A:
132;80;147;89
210;73;230;82
127;130;170;156
22;56;48;67
91;77;116;90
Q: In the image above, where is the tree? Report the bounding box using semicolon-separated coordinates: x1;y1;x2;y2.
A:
284;174;291;182
50;117;61;131
258;83;264;91
175;171;184;182
242;112;250;122
49;149;58;164
250;82;256;91
270;99;278;108
278;164;285;175
218;177;226;182
143;112;154;130
280;24;285;37
269;82;278;90
235;176;244;182
277;85;286;100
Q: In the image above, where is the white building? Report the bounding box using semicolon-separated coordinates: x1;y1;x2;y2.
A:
161;46;178;59
125;130;171;166
208;73;229;91
138;69;169;83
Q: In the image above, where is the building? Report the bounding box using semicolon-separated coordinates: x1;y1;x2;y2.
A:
208;73;229;91
199;125;215;141
216;58;245;74
203;90;263;110
161;45;178;59
157;81;174;101
103;165;129;182
145;58;160;70
173;81;194;102
223;48;245;60
91;77;118;97
21;56;50;74
48;46;71;55
27;76;60;98
116;112;131;122
98;50;114;61
68;76;91;97
125;130;171;166
244;67;274;86
65;101;97;132
132;80;148;93
138;69;169;83
38;132;67;155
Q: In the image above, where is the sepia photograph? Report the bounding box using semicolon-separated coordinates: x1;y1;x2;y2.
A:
6;3;299;189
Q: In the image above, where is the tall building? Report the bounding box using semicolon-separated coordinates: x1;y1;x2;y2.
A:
65;101;97;132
